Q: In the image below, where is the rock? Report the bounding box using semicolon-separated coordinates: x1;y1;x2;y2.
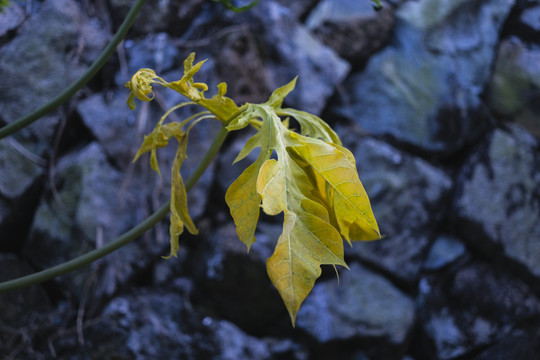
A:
296;262;415;357
487;37;540;138
0;0;111;154
418;261;540;360
275;0;319;19
331;0;514;154
24;142;159;298
520;3;540;33
115;33;180;87
183;1;350;115
0;139;44;199
306;0;394;64
0;254;58;359
189;222;287;333
347;136;452;283
423;234;467;271
0;253;52;328
108;0;204;36
0;1;25;38
210;319;307;360
453;124;540;279
469;329;540;360
76;91;137;167
50;289;308;359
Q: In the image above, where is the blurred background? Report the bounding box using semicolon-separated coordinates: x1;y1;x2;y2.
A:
1;0;540;359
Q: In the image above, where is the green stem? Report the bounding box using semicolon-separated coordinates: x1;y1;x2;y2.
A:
0;0;148;140
0;125;229;293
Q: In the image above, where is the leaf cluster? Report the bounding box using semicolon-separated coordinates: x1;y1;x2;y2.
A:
126;53;380;325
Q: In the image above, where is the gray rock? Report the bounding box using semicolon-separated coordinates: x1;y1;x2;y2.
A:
0;1;25;37
331;0;514;153
454;124;540;279
190;222;286;332
347;137;452;283
115;33;180;87
423;234;467;271
0;253;52;327
0;254;54;357
487;37;540;138
255;2;350;115
0;0;111;154
24;142;159;298
183;1;350;115
469;329;540;360
0;139;44;199
275;0;319;19
296;262;415;351
77;91;137;167
306;0;395;63
108;0;204;35
419;261;540;360
521;4;540;32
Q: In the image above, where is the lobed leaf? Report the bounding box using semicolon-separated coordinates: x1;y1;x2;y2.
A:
225;79;380;325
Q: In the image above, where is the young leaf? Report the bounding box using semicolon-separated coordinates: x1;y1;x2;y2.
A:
287;135;380;243
226;80;380;326
165;130;198;259
133;122;184;176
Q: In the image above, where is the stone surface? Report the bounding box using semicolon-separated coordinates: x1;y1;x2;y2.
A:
115;32;180;87
423;234;467;271
297;262;415;354
488;37;540;137
331;0;514;153
0;139;43;199
24;142;158;298
454;124;540;279
3;0;540;358
0;0;111;154
0;1;25;37
275;0;319;19
520;3;540;32
419;261;540;360
306;0;394;64
347;136;453;283
189;222;287;333
183;1;350;115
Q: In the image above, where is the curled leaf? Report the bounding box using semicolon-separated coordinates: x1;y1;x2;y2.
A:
125;68;165;110
165;132;198;259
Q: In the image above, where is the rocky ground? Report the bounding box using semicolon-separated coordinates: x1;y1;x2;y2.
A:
1;0;540;359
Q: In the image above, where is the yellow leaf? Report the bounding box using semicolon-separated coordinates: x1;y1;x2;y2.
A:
225;78;380;325
289;137;380;242
225;153;265;251
256;159;286;216
132;122;185;177
164;133;198;259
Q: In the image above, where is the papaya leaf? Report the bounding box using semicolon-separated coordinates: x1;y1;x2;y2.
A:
165;129;198;259
287;135;380;243
225;151;267;251
127;54;240;123
133;121;184;176
225;79;380;326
